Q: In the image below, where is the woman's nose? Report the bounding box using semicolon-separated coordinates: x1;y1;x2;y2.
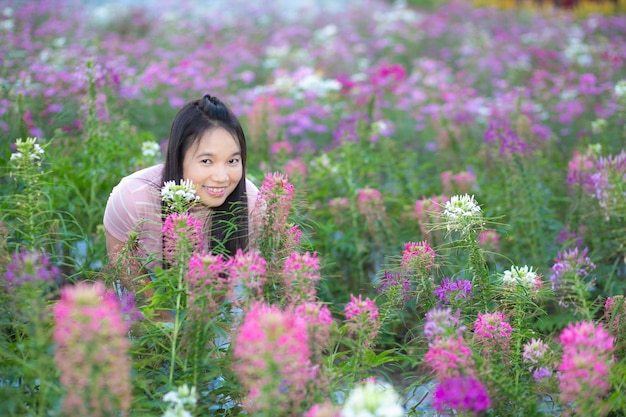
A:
211;165;229;182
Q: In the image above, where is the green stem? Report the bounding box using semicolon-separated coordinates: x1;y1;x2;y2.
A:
169;267;184;385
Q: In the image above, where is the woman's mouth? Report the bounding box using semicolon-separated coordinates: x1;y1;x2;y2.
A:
203;186;227;197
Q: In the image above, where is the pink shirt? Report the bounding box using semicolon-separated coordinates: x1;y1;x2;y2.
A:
103;164;259;268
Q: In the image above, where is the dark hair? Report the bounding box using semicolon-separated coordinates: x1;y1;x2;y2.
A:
163;94;249;257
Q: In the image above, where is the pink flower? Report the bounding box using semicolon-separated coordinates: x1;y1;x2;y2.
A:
162;212;203;266
186;252;227;311
283;251;321;304
357;187;385;229
344;294;381;348
558;322;614;412
234;302;315;415
401;241;435;274
474;311;512;340
53;282;131;416
478;229;500;252
424;335;475;380
251;172;295;248
522;338;550;364
226;249;267;303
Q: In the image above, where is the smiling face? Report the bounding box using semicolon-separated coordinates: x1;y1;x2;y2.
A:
182;127;243;207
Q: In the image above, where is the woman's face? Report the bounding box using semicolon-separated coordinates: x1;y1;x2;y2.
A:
182;128;243;207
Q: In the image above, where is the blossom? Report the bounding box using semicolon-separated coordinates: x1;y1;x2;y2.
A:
614;79;626;97
160;179;200;213
306;401;341;417
340;380;404;417
162;212;203;266
357;187;385;229
501;265;543;292
432;376;491;414
234;302;315;415
53;281;131;417
423;307;466;342
424;335;475;380
251;172;295;246
549;246;595;290
522;338;550;364
10;137;45;163
583;150;626;220
226;248;267;302
434;277;472;306
478;229;500;252
533;367;552;382
141;140;161;158
344;294;381;347
282;251;321;304
414;194;448;239
162;384;197;417
294;301;333;356
3;248;60;286
474;311;512;341
400;241;435;274
186;252;228;312
376;271;411;307
442;194;483;236
558;322;614;411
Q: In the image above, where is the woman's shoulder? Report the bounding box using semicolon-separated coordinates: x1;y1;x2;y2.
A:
120;164;164;186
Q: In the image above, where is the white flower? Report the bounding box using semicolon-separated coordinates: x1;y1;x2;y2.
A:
162;384;197;417
442;194;483;235
614;80;626;98
161;179;200;212
591;118;607;135
11;137;45;163
341;380;404;417
141;140;161;158
502;265;542;291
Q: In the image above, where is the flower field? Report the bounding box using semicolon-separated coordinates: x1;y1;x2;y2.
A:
1;0;626;416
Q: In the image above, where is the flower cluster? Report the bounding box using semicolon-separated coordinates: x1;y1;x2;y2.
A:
522;338;553;382
434;277;472;307
424;335;475;380
344;293;380;340
558;321;614;414
3;248;59;287
441;170;477;195
233;302;315;415
161;179;200;213
414;194;448;241
376;271;411;308
549;246;596;291
432;375;491;415
227;248;267;303
583;150;626;220
10;137;45;165
400;241;435;275
281;251;321;304
501;265;543;292
53;281;131;417
340;380;404;417
162;384;197;417
357;187;386;230
442;194;483;236
162;212;203;266
423;307;466;342
186;252;227;312
473;311;512;355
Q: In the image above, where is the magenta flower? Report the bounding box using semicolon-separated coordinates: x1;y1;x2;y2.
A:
474;311;512;340
162;212;203;266
226;248;267;303
186;251;228;311
433;376;491;414
376;271;411;306
533;367;552;382
558;321;614;412
344;293;381;343
282;251;321;304
401;241;436;274
53;282;131;417
234;302;315;415
522;338;550;364
424;335;475;380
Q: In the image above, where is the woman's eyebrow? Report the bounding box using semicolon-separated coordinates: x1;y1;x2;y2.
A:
196;151;242;157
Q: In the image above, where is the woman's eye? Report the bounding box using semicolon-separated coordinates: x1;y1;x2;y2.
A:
201;159;212;164
229;158;240;164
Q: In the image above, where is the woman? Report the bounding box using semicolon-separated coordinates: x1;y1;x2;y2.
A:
104;94;259;280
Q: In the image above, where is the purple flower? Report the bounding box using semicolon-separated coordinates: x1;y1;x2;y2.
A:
424;307;466;342
434;278;472;306
4;249;60;286
533;367;552;382
549;246;595;289
377;271;411;304
433;376;491;414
